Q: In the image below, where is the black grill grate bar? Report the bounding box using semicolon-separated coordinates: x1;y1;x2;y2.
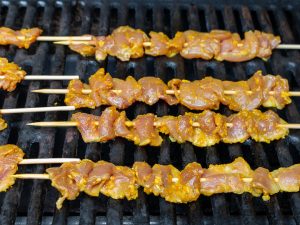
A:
45;2;73;225
0;1;43;224
131;5;151;225
239;7;286;224
151;5;177;225
77;5;99;225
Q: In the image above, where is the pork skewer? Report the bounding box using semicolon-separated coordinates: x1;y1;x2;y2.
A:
53;26;300;62
4;154;299;209
27;107;297;147
32;68;295;112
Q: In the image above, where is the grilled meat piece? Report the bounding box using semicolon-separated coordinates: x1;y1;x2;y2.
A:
0;115;7;131
0;27;42;48
47;160;94;209
0;145;24;192
0;57;27;92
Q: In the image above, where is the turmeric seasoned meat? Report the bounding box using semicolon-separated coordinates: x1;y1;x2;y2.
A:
71;107;120;143
0;115;7;131
65;80;95;109
144;31;184;57
0;57;27;92
72;107;288;146
168;77;226;110
67;27;281;62
47;160;94;209
69;35;96;56
271;164;300;192
251;167;280;200
0;27;42;48
137;77;178;105
0;145;24;192
65;68;291;111
102;26;149;61
201;157;253;195
45;157;300;208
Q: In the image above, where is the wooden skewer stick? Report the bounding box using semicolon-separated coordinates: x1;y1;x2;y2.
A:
54;40;300;50
12;174;50;179
11;173;278;183
26;120;298;129
0;106;75;114
19;158;80;165
17;36;92;42
31;88;300;97
0;75;80;80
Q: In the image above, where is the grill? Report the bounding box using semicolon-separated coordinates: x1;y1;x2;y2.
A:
0;0;300;224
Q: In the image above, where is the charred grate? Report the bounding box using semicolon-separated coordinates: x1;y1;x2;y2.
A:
0;0;300;225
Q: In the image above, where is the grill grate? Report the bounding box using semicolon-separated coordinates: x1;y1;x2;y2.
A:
0;0;300;224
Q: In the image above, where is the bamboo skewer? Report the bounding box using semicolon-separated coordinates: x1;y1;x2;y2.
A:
31;88;300;97
19;158;80;165
18;36;92;42
54;40;300;50
0;106;75;114
0;75;79;80
26;120;300;129
11;173;278;183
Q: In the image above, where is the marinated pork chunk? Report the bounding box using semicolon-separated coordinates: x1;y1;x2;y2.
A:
0;27;42;48
251;167;280;200
168;76;226;110
45;157;300;208
246;110;288;143
0;57;27;92
0;145;24;192
72;107;288;146
71;107;120;143
0;115;7;131
271;164;300;192
47;160;94;209
114;112;162;146
201;157;253;195
67;27;281;61
69;35;96;56
65;80;96;108
133;162;204;203
65;68;291;111
137;77;178;105
223;71;291;111
144;31;184;57
101;26;149;61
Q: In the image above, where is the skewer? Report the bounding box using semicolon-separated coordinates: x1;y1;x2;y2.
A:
19;158;80;165
18;36;92;42
0;75;80;80
0;106;75;114
54;40;300;50
26;121;300;129
31;88;300;97
11;173;278;183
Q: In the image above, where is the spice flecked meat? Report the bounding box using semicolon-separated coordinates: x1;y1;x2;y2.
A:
71;107;288;146
65;68;291;111
68;26;280;62
46;157;300;209
0;57;27;92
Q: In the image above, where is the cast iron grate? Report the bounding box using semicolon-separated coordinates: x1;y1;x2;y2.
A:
0;0;300;224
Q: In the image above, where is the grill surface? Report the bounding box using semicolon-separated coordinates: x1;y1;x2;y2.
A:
0;0;300;224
